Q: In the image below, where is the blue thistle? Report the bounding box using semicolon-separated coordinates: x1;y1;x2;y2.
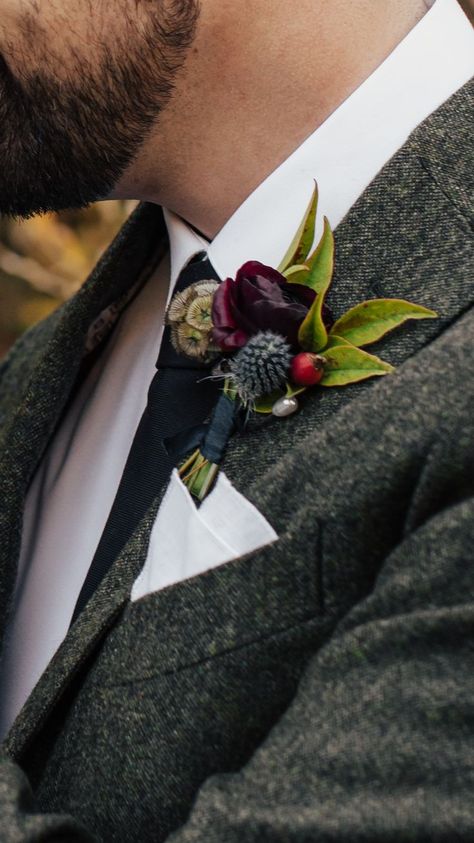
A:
227;331;292;404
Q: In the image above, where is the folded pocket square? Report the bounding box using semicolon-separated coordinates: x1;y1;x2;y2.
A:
131;470;278;601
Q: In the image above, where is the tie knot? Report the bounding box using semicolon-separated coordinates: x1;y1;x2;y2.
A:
174;253;221;294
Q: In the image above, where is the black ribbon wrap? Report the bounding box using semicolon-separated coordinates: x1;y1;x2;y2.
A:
164;393;242;466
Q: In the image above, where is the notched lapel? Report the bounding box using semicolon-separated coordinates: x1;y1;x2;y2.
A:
0;205;165;634
1;204;166;756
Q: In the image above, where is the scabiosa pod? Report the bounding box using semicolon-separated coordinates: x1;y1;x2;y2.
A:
166;279;220;361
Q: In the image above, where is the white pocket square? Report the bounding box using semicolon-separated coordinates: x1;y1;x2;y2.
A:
131;469;278;601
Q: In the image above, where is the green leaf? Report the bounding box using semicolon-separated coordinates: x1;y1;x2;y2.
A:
323;334;355;350
298;298;328;352
278;183;318;272
320;344;395;387
254;390;283;414
304;216;335;294
330;299;438;348
297;218;335;352
282;264;309;284
286;382;306;399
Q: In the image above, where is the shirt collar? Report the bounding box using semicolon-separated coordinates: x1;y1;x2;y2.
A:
164;0;474;287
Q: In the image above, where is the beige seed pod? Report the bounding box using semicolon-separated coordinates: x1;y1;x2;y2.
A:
194;280;219;298
166;287;194;324
172;323;210;359
186;294;214;330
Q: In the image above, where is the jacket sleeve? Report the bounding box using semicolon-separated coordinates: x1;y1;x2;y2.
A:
166;496;474;843
0;754;97;842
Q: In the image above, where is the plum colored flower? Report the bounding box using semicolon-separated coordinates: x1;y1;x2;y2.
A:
211;261;323;351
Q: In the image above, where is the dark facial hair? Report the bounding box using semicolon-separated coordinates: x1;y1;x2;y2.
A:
0;1;200;219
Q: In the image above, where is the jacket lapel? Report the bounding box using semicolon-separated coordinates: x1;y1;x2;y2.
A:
0;203;166;651
4;80;473;761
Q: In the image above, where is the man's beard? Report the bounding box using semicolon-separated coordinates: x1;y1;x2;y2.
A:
0;1;200;219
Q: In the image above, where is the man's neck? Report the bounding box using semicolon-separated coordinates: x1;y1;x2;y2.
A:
113;0;430;239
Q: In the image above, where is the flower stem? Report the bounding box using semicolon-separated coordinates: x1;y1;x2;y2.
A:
179;449;219;501
177;379;240;502
178;448;201;478
182;454;208;484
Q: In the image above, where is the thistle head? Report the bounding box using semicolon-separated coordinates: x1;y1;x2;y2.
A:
224;331;292;404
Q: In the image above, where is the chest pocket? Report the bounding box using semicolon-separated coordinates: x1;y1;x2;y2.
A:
87;507;323;687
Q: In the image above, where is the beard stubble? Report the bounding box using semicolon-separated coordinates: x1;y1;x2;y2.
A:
0;0;200;219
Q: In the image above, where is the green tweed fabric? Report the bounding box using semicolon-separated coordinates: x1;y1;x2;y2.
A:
0;79;472;842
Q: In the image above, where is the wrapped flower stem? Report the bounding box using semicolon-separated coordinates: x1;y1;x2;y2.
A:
178;380;240;501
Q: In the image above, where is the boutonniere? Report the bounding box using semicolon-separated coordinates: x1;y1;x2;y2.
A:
166;184;437;500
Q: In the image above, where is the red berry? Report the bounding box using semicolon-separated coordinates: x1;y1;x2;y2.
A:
290;352;326;386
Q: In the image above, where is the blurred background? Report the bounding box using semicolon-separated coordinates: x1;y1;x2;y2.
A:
0;201;137;357
0;0;472;358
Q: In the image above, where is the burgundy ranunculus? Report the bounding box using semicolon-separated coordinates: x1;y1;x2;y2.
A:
211;261;319;351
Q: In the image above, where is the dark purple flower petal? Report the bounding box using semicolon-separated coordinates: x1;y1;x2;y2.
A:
211;326;248;350
282;282;316;307
236;261;287;287
211;260;316;351
211;278;237;329
250;300;306;345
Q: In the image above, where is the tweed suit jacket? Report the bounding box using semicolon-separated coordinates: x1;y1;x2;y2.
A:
0;79;473;842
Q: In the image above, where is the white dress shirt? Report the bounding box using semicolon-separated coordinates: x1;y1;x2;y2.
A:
0;0;472;738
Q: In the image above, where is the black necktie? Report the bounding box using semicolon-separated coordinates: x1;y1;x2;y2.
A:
70;254;221;625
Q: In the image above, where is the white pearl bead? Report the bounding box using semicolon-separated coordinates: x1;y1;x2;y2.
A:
272;396;299;417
